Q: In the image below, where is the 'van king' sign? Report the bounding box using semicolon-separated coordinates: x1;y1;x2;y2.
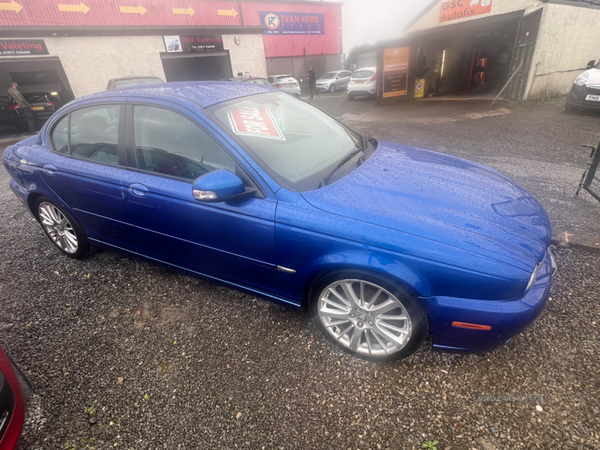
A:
439;0;492;23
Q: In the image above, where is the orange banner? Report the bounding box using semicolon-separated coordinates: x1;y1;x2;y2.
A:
382;47;410;98
439;0;492;23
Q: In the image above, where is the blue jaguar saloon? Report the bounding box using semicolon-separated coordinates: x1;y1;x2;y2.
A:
2;82;555;361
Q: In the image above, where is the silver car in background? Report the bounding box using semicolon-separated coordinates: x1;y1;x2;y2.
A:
268;74;301;96
316;70;352;93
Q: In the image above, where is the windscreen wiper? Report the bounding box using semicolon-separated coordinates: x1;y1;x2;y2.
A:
319;146;367;188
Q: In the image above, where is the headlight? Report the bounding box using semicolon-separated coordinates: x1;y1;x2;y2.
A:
574;72;589;86
526;261;542;292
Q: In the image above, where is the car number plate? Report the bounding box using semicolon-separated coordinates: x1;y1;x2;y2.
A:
355;81;364;84
31;106;45;111
585;95;600;102
286;83;294;87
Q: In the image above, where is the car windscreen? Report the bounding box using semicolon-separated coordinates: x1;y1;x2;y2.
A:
351;70;374;79
207;92;366;192
320;72;338;79
113;78;163;88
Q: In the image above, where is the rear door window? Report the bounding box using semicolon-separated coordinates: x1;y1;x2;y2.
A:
51;114;69;154
70;105;120;165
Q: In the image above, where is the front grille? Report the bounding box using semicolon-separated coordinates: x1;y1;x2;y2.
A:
586;85;600;95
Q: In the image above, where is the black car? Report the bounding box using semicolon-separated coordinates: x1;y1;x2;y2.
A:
10;92;61;131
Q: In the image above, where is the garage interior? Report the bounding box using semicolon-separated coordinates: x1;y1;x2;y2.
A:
161;52;233;82
414;12;523;97
0;57;75;133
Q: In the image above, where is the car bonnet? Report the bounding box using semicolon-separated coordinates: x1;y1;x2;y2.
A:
300;141;551;273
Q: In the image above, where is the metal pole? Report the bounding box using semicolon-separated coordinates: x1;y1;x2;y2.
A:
491;60;523;106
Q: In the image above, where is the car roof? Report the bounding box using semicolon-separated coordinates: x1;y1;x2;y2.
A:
71;81;278;109
109;76;164;82
223;77;268;81
272;74;294;78
353;67;377;72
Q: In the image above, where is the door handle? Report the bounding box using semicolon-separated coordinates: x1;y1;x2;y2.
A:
128;183;149;197
42;164;57;175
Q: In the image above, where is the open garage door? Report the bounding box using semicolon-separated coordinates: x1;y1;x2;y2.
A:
161;52;233;82
504;8;543;102
0;56;75;133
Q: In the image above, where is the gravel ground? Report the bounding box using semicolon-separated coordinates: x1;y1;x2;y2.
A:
1;100;600;450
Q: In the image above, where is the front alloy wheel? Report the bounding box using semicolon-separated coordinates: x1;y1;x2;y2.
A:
36;197;91;259
329;84;336;93
310;272;428;361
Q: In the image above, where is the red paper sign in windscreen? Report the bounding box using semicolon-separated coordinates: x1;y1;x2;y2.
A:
227;107;285;140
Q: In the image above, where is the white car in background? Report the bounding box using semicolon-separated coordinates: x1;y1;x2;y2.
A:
565;59;600;111
347;67;377;100
268;74;301;96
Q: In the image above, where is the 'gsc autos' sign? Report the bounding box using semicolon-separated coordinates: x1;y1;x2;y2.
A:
260;11;325;35
440;0;492;23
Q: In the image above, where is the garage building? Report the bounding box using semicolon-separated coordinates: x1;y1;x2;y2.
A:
405;0;600;101
0;0;342;108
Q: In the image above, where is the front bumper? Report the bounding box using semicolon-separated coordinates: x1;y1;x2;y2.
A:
422;249;555;353
316;84;332;92
566;84;600;109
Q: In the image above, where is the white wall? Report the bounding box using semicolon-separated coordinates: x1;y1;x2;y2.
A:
407;0;543;33
526;3;600;99
0;36;167;98
223;34;267;78
1;34;268;98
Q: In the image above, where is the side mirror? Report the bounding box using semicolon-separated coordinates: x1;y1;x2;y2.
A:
587;60;596;69
192;169;246;202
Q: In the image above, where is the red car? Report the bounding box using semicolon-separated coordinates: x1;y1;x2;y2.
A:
0;346;29;449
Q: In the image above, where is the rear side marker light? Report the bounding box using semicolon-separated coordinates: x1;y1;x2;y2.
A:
452;321;491;331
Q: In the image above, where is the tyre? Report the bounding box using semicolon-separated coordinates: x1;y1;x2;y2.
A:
35;197;91;259
329;84;336;93
348;92;355;100
309;270;428;362
565;102;576;112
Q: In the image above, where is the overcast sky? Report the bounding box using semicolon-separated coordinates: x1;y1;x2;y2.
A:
340;0;431;54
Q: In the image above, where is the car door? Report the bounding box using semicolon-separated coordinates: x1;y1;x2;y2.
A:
338;71;351;89
119;99;279;292
41;101;133;246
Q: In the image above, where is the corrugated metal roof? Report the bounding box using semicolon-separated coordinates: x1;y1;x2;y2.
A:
0;0;243;27
0;0;342;58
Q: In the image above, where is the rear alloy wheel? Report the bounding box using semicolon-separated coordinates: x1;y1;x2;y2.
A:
36;197;90;259
329;84;336;93
310;271;428;361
